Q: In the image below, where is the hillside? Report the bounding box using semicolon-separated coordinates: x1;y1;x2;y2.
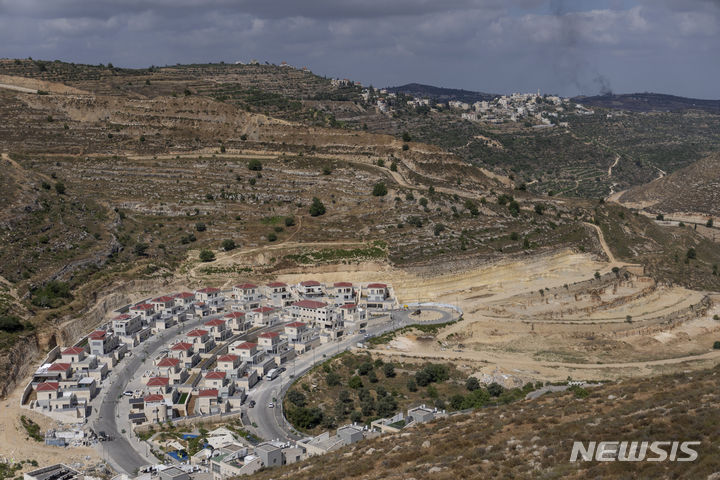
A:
385;83;497;103
616;153;720;218
252;364;720;480
573;92;720;114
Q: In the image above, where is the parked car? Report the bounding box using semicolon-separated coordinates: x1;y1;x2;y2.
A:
249;400;256;408
123;390;133;396
267;402;274;408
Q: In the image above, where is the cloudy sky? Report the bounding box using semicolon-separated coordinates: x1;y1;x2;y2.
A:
1;0;718;97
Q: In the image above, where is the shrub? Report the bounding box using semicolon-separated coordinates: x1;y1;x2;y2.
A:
534;204;545;215
656;214;664;220
195;222;206;232
508;200;520;217
419;197;428;207
287;406;323;430
407;379;417;392
357;362;373;376
372;183;388;196
466;377;480;391
0;316;24;333
326;371;341;386
133;243;149;256
222;239;236;251
368;370;378;383
390;161;398;172
713;341;720;350
284;216;295;227
348;375;363;389
686;247;697;260
434;224;445;236
31;281;72;308
309;197;326;216
402;144;409;151
199;249;215;262
54;182;66;194
402;131;411;142
707;218;714;228
268;232;277;242
248;159;263;171
376;395;398;417
383;363;395;378
287;390;307;407
487;382;504;397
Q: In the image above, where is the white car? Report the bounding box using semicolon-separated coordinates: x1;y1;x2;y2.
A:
267;402;274;408
123;390;133;396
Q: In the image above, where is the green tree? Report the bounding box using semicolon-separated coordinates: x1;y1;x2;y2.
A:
284;216;296;227
195;222;206;232
268;232;277;242
54;182;66;194
326;371;341;386
221;239;236;251
287;390;306;407
0;315;24;332
407;379;417;392
713;341;720;350
534;204;545;215
707;218;714;228
390;161;398;172
309;197;326;216
383;363;395;378
248;159;263;171
199;249;215;262
402;131;411;142
465;377;480;391
687;247;697;260
372;183;388;196
487;382;504;397
348;375;363;389
508;200;520;217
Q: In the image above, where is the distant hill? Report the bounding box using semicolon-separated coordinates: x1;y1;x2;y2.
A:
573;92;720;114
385;83;497;103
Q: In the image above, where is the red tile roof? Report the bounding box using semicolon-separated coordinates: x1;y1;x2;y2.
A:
286;322;306;328
204;319;226;327
132;303;154;311
144;394;164;403
205;371;226;379
48;362;71;372
217;354;239;362
259;331;280;339
175;292;195;299
367;283;387;289
267;282;287;288
235;342;256;350
187;329;209;337
340;303;358;309
224;312;246;318
62;347;85;355
171;342;192;351
235;283;258;290
198;388;219;398
293;300;326;309
152;296;175;303
252;307;275;313
196;287;220;294
300;280;321;287
88;330;107;340
333;282;353;287
113;314;131;321
36;382;59;392
147;377;170;387
158;357;180;367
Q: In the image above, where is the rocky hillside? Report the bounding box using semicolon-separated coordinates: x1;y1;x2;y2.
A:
618;153;720;217
253;365;720;480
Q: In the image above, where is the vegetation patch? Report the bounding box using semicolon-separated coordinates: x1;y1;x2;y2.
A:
285;241;387;265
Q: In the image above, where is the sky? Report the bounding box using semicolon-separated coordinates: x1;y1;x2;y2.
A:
0;0;719;98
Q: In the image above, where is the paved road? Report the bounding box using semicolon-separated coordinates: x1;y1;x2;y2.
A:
245;307;459;442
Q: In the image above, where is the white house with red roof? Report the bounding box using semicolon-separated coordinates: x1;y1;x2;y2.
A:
217;353;241;372
249;306;278;327
88;330;118;356
145;376;172;396
35;381;60;403
151;295;175;310
284;322;309;343
112;313;142;336
195;287;223;306
60;346;86;364
197;388;223;414
186;328;216;354
204;371;228;389
204;318;230;341
143;393;171;424
228;341;266;367
47;362;73;380
129;303;156;321
233;283;260;305
257;331;285;354
170;341;199;368
291;300;333;325
266;282;292;307
155;357;188;384
174;291;195;307
339;303;366;330
224;311;251;333
297;280;323;297
332;282;356;304
366;283;390;304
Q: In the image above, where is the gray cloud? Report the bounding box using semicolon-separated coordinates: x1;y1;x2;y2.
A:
0;0;718;97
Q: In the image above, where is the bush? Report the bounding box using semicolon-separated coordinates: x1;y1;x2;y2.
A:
383;363;395;378
322;166;332;175
284;216;295;227
31;281;72;308
357;362;373;376
487;382;504;397
222;239;236;251
287;390;307;407
348;375;363;389
54;182;66;194
466;377;480;391
713;341;720;350
372;183;388;196
133;243;149;256
287;406;323;430
402;131;411;142
686;247;697;260
199;249;215;262
326;371;341;386
407;379;417;392
309;197;326;216
195;222;206;232
0;316;24;333
248;159;263;171
402;144;409;151
368;370;378;383
433;224;445;236
376;395;398;417
267;232;277;242
707;218;714;228
390;161;398;172
534;204;545;215
508;200;520;217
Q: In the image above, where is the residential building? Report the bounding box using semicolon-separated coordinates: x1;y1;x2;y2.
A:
331;282;355;304
266;282;291;307
297;280;323;297
88;330;118;356
112;313;142;336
